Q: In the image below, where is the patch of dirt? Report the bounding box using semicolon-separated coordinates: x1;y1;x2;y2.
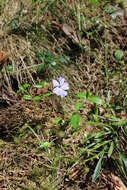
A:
0;98;62;139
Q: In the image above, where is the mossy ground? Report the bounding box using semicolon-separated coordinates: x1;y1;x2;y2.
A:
0;0;127;189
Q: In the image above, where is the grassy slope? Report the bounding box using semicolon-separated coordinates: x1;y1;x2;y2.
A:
0;0;127;189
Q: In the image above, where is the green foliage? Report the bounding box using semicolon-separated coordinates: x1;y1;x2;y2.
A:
119;153;127;177
104;6;116;14
74;102;82;111
32;0;37;3
92;155;103;182
37;64;45;74
18;83;31;94
2;0;127;188
88;95;105;106
77;92;86;99
89;0;99;5
40;141;51;150
0;139;4;148
32;0;42;3
115;50;124;61
108;141;114;158
7;64;13;73
70;90;127;182
9;17;19;30
34;81;47;89
71;91;105;131
84;119;127;181
36;50;69;74
33;95;41;102
70;113;80;131
23;94;32;100
18;81;50;102
28;125;51;151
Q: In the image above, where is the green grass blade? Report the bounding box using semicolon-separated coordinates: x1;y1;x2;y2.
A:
92;155;103;182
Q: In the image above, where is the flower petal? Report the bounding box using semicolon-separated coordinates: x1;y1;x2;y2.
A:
58;76;65;86
53;87;67;97
53;87;61;96
52;79;59;88
61;82;69;90
60;89;67;98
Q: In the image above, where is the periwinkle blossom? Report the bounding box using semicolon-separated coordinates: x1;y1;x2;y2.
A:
52;76;69;98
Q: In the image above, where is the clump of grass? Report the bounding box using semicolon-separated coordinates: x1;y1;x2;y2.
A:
69;90;127;185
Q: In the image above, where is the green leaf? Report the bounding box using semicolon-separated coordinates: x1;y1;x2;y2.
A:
119;153;127;176
123;126;127;135
40;141;50;150
23;83;31;89
108;142;114;158
18;85;25;93
95;131;104;139
8;65;13;72
28;125;40;142
56;55;70;64
34;81;47;88
112;119;127;127
89;0;98;4
33;96;41;102
77;92;86;99
75;102;82;111
88;95;104;105
42;92;51;98
0;139;4;147
23;95;32;100
53;118;63;125
32;0;37;3
37;64;45;74
34;84;44;88
105;6;116;14
120;153;127;169
115;50;124;61
106;90;111;104
18;84;30;94
70;113;80;131
92;156;102;182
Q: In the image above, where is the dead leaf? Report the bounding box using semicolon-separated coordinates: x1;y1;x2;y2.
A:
68;163;82;181
61;23;74;36
24;108;31;115
0;50;8;71
52;22;87;45
124;9;127;19
36;87;49;95
61;23;80;44
0;50;8;63
110;174;127;190
116;111;127;120
85;124;98;135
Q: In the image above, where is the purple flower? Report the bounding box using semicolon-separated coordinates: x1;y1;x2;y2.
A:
52;76;69;98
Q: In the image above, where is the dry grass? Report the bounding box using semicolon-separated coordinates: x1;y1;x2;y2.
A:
0;0;127;189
